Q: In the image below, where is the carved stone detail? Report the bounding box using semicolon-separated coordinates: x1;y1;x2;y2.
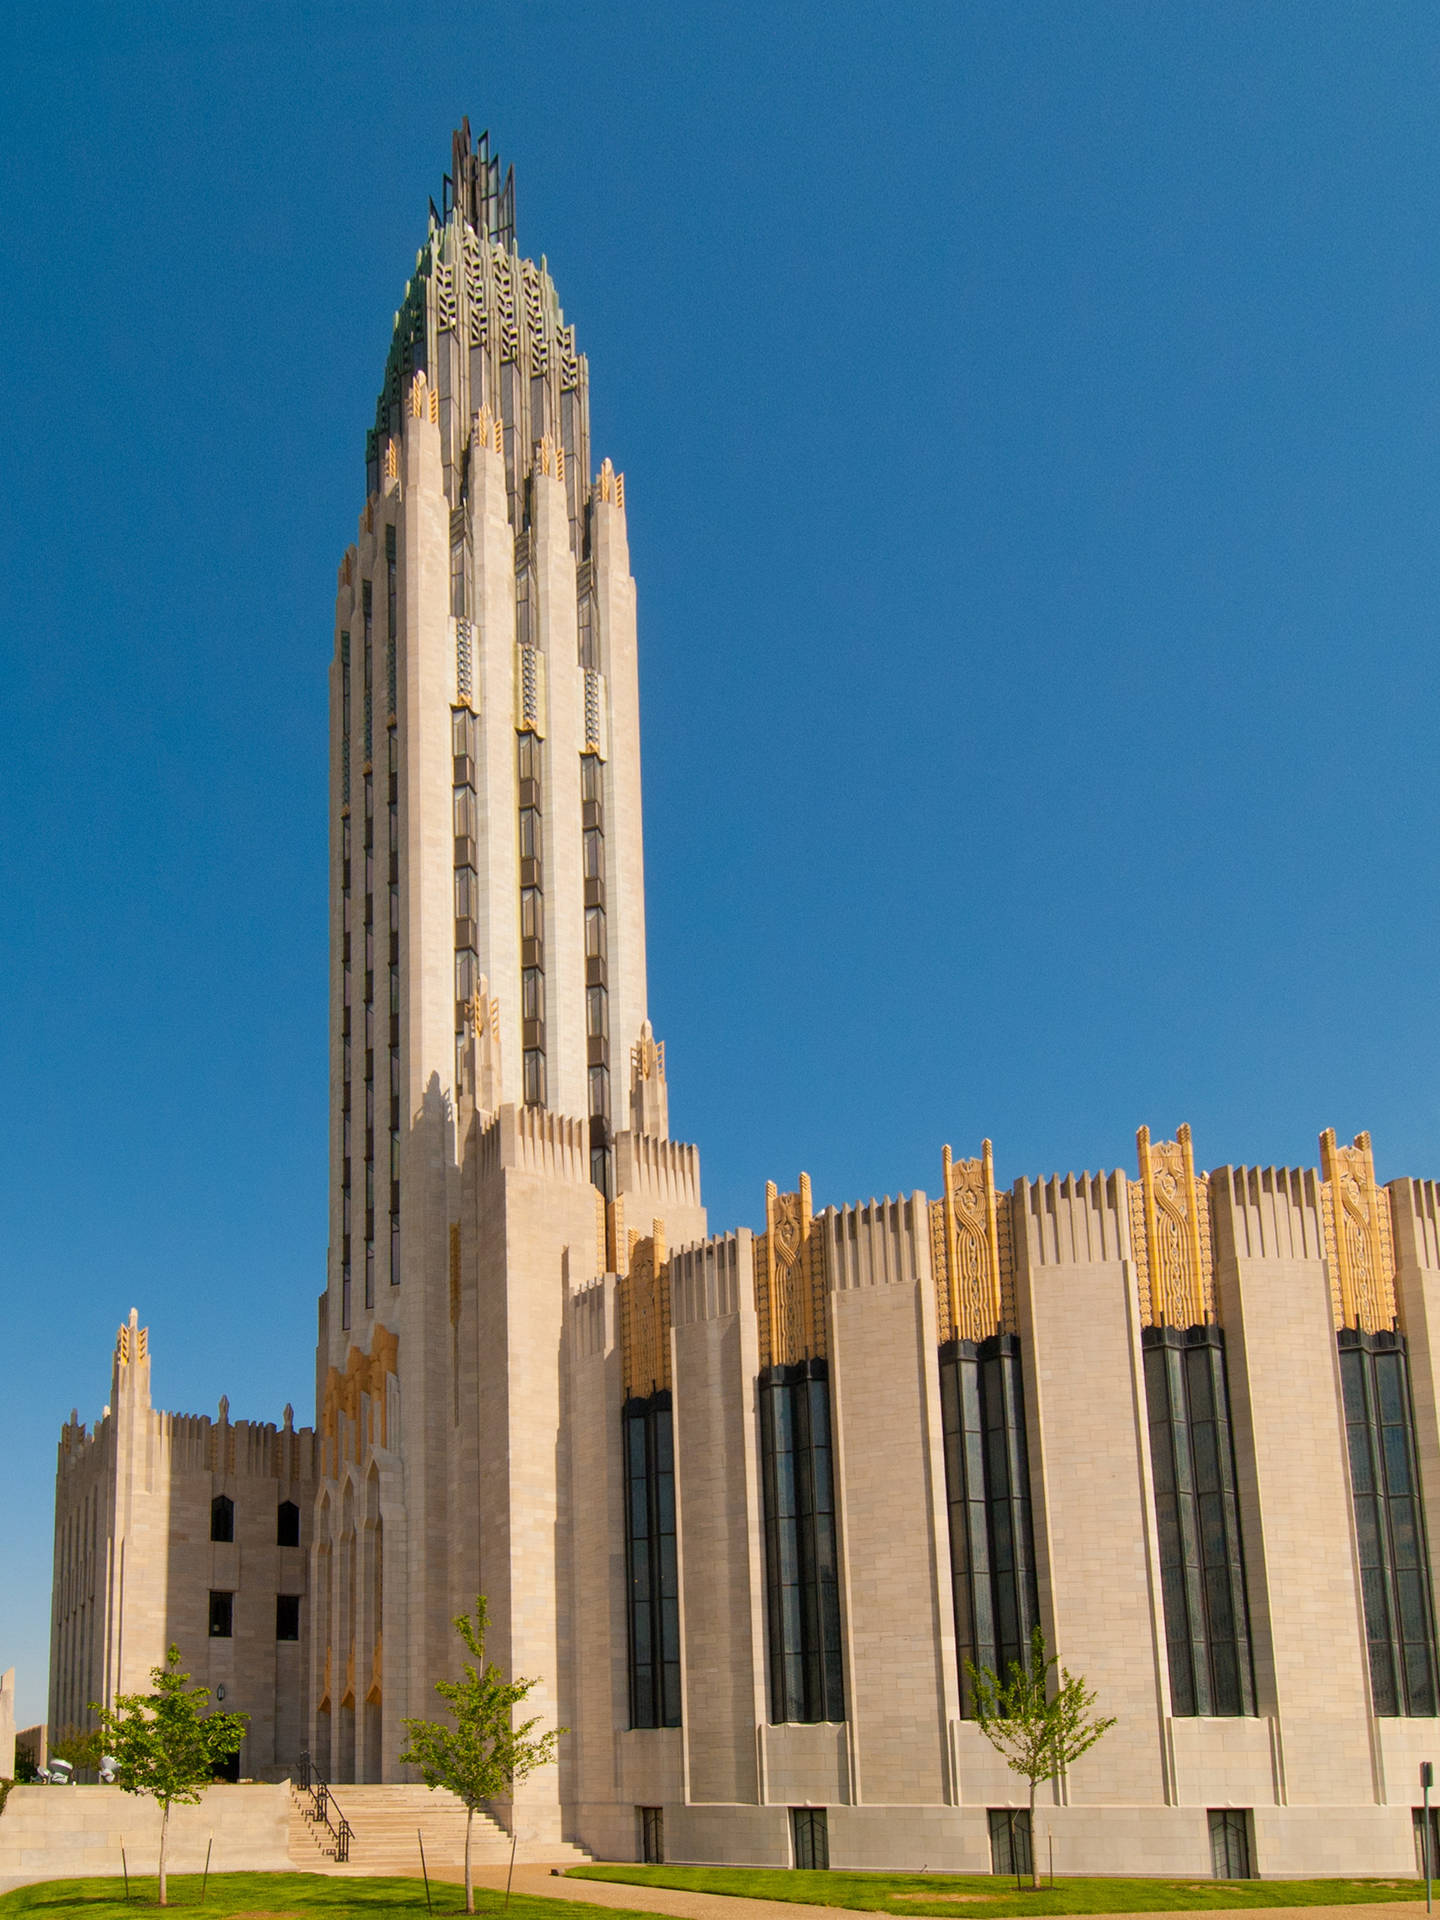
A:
321;1323;400;1473
756;1175;826;1368
629;1020;668;1138
931;1141;1012;1343
620;1220;670;1400
1131;1124;1214;1329
1320;1129;1398;1333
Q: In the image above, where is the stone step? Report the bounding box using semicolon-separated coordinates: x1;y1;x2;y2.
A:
284;1780;589;1874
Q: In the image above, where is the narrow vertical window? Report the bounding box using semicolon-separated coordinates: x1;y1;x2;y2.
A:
759;1359;844;1724
362;581;373;758
790;1808;829;1871
1144;1325;1255;1716
362;755;376;1312
988;1809;1032;1879
1340;1328;1439;1716
580;752;610;1196
387;727;400;1283
340;630;351;805
940;1334;1039;1710
385;524;397;721
638;1806;664;1863
451;707;481;1096
517;729;546;1107
624;1392;680;1728
1208;1809;1253;1879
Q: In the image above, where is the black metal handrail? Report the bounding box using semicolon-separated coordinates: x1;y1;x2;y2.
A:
295;1750;353;1864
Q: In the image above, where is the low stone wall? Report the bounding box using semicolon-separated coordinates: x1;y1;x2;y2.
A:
0;1782;291;1884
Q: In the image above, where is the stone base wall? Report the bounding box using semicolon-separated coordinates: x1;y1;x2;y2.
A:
0;1783;292;1883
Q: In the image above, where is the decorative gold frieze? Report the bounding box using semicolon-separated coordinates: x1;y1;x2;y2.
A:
474;404;503;456
1130;1124;1214;1329
755;1175;827;1368
384;438;398;483
115;1313;148;1367
535;433;565;482
930;1141;1013;1343
606;1195;627;1276
321;1323;400;1473
1320;1129;1397;1333
620;1220;671;1399
407;371;438;424
596;457;626;510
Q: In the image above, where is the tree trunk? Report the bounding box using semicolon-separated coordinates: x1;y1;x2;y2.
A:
465;1804;474;1915
1029;1775;1039;1891
158;1800;169;1907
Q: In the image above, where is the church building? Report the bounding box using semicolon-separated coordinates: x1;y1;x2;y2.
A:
51;122;1440;1880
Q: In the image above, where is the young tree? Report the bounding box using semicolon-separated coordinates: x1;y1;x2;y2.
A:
967;1624;1116;1889
400;1596;564;1915
90;1646;248;1907
50;1725;105;1779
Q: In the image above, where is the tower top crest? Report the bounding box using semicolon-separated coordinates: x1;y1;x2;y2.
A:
443;117;515;251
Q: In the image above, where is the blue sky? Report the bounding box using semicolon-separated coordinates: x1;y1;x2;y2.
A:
4;2;1440;1724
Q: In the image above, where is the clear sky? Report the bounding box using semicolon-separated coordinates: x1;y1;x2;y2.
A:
3;2;1440;1726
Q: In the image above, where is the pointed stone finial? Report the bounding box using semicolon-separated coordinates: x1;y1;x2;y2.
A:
283;1403;294;1431
630;1020;669;1139
218;1394;230;1424
459;975;503;1114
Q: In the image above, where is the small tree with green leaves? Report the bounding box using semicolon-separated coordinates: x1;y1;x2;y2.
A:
400;1596;563;1915
967;1624;1116;1888
90;1646;248;1906
51;1725;105;1779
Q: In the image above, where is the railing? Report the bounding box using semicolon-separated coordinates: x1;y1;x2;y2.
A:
294;1751;353;1863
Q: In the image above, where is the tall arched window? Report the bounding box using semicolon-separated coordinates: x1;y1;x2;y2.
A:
210;1494;234;1543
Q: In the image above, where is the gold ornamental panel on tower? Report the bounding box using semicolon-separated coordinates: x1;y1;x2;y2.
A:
755;1175;827;1368
618;1218;671;1401
1130;1123;1215;1330
929;1140;1015;1343
1320;1129;1398;1333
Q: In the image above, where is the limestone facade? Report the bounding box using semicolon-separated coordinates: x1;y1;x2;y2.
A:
555;1134;1440;1876
44;124;1440;1880
48;1312;316;1779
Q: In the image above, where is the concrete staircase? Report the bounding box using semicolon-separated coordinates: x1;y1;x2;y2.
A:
287;1782;590;1876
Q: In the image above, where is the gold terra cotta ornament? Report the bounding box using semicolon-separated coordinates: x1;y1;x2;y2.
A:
756;1175;827;1368
929;1141;1015;1344
619;1218;671;1400
1320;1129;1398;1334
320;1322;400;1471
1130;1124;1215;1330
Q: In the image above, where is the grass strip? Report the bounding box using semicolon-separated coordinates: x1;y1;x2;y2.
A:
0;1869;663;1920
563;1864;1428;1917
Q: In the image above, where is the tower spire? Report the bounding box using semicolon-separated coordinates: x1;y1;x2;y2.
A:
446;117;515;250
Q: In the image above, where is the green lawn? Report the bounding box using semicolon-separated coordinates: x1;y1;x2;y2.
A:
0;1871;658;1920
564;1864;1429;1916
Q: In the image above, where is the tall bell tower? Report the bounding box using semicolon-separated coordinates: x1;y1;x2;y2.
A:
311;123;705;1814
